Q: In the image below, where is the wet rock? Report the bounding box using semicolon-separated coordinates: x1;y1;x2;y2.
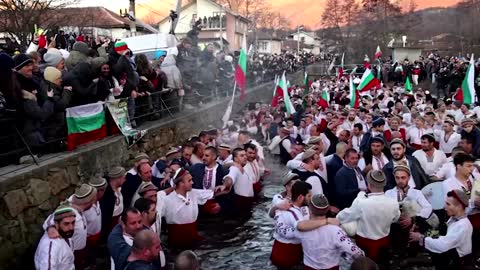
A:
25;179;50;205
47;168;70;195
4;189;29;217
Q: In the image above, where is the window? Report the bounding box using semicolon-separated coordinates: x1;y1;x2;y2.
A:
301;37;305;43
258;41;268;52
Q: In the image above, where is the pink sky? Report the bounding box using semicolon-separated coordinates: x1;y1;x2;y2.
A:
84;0;461;28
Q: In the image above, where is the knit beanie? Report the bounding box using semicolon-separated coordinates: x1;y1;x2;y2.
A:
43;67;62;84
13;53;33;71
114;41;128;54
0;53;14;73
43;52;63;67
72;41;89;56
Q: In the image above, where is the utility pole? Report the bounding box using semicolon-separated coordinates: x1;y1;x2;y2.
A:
129;0;137;36
297;25;304;55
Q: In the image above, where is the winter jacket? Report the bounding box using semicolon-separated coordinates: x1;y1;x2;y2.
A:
63;62;98;106
107;224;131;270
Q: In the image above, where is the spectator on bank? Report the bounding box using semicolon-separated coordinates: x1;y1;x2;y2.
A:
66;41;89;71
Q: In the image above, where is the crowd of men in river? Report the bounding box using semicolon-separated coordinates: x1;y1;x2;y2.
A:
32;51;480;270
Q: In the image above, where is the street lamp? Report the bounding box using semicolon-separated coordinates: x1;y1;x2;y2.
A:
297;25;304;55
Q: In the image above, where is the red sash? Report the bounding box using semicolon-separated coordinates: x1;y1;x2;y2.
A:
167;222;203;250
303;265;339;270
253;181;263;196
270;240;303;269
201;199;219;215
234;194;254;213
468;213;480;230
86;232;101;248
355;235;390;262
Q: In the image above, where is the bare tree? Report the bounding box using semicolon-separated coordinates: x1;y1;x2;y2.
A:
0;0;78;47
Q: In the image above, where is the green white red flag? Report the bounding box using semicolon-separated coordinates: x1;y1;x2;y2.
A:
235;32;247;100
350;67;359;109
279;71;296;116
304;72;309;95
357;68;379;92
405;76;413;95
338;53;344;79
318;88;329;109
455;54;476;105
374;45;382;60
66;103;107;150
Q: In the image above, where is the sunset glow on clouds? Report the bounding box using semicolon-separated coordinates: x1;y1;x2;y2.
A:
80;0;461;28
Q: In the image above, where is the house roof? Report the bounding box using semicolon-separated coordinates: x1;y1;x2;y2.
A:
0;7;135;32
46;7;132;29
157;0;249;25
256;31;281;41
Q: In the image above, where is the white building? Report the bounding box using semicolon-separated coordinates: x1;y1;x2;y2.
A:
289;30;321;55
157;0;249;51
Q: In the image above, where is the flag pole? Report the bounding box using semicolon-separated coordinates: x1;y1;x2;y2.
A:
222;81;237;128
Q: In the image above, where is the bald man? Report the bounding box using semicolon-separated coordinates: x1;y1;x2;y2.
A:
124;230;161;270
174;250;200;270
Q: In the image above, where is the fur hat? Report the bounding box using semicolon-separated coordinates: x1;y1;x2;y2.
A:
461;118;476;127
108;166;126;179
301;149;316;161
366;170;386;188
88;175;107;189
43;67;62;84
72;184;97;205
134;152;150;163
282;172;300;186
138;182;158;195
448;189;469;209
307;136;322;145
390;138;406;148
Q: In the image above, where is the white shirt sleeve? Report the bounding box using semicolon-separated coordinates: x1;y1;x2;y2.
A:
224;167;240;185
358;158;367;171
306;176;323;195
425;224;465;254
268;136;282;151
192;189;214;205
435;163;449;180
282;139;292;153
274;212;298;240
337;198;363;224
415;190;434;219
286;159;304;171
334;227;364;259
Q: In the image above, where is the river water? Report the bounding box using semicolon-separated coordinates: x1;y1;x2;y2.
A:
187;151;441;270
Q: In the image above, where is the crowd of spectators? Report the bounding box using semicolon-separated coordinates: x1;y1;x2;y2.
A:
0;30;314;167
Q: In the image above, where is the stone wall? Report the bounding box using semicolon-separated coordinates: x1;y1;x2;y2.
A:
0;69;306;268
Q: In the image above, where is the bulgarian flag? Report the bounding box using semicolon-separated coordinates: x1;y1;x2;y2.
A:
455;54;476;105
338;52;344;79
374;45;382;60
318;88;329;109
357;68;379;92
405;76;413;95
235;32;247;100
271;75;280;107
304;72;310;95
66;103;107;151
280;71;296;116
349;75;360;109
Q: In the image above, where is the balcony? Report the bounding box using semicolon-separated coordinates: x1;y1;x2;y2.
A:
198;15;227;30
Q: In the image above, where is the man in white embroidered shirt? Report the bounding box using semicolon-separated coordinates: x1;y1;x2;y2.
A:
385;164;436;252
163;168;217;250
294;194;364;270
412;134;447;176
410;189;473;270
271;181;312;269
336;170;400;263
35;205;76;270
